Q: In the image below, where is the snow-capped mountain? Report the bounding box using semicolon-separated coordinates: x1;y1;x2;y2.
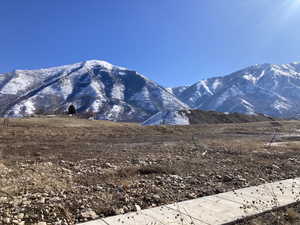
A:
172;62;300;118
0;60;188;122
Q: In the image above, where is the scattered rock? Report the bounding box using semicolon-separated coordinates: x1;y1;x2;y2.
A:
135;204;141;211
2;218;11;224
16;213;24;220
114;208;125;215
223;175;233;182
80;208;98;219
104;162;117;169
1;126;299;225
169;175;182;180
36;222;47;225
272;164;280;170
152;194;160;200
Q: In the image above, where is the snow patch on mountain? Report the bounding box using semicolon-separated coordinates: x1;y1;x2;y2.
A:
167;86;189;96
198;80;213;95
111;83;125;100
142;110;190;126
272;100;291;112
243;74;258;84
212;79;222;91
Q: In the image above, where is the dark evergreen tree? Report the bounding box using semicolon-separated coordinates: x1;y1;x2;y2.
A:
68;105;76;115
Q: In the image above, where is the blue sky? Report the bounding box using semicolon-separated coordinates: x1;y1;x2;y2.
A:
1;0;300;87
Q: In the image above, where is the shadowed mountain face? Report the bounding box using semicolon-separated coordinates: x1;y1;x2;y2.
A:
0;60;187;122
171;63;300;118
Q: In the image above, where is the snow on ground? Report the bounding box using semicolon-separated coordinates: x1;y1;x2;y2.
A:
143;110;190;126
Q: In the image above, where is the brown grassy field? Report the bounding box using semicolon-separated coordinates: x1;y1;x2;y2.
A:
1;116;300;224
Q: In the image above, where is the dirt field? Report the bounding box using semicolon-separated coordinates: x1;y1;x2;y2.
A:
1;117;300;225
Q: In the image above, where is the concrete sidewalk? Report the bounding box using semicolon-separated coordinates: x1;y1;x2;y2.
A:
79;178;300;225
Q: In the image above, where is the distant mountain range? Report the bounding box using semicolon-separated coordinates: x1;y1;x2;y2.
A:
1;60;300;124
170;62;300;118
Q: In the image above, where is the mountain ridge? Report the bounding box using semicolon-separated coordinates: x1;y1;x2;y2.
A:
2;60;300;123
171;62;300;118
0;60;188;122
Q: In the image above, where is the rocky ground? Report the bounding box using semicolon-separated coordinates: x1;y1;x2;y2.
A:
236;203;300;225
1;117;300;225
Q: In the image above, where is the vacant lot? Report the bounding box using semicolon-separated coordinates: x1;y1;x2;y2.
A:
0;117;300;225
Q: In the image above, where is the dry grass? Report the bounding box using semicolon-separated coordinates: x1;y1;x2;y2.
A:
1;116;300;224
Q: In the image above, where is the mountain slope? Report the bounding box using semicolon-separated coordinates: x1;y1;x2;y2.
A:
174;62;300;117
142;109;276;126
0;60;188;122
166;86;189;96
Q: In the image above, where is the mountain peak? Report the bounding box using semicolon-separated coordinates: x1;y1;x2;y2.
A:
0;60;187;122
7;60;127;75
172;61;300;118
83;59;127;71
